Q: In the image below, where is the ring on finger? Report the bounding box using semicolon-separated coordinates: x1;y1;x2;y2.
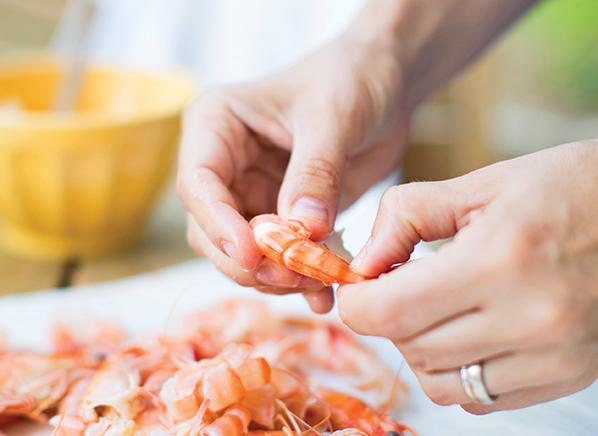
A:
460;363;498;404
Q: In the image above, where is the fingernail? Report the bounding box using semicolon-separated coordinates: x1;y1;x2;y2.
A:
291;197;329;224
351;236;373;270
221;241;240;265
256;264;301;287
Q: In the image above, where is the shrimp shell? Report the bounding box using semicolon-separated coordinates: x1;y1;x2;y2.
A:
2;300;416;436
250;214;366;285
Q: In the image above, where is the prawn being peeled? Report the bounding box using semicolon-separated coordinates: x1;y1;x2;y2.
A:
250;214;366;285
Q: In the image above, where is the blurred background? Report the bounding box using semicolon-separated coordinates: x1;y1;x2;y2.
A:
1;0;597;295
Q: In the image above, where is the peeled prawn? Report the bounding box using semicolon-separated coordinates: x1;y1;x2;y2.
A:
250;214;366;285
0;353;89;420
78;353;154;421
1;300;417;436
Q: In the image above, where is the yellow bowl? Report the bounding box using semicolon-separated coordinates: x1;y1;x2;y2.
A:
0;56;196;260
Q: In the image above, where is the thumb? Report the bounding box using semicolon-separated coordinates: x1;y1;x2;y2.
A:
351;177;496;277
278;111;355;241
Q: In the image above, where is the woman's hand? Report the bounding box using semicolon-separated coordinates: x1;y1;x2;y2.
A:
338;142;598;413
177;0;539;313
177;35;409;313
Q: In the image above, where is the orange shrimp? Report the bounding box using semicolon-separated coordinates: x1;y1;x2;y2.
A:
1;300;417;436
249;317;400;407
250;214;366;285
51;321;124;356
78;352;155;422
0;396;35;418
0;353;88;420
317;388;418;436
199;405;251;436
49;414;87;436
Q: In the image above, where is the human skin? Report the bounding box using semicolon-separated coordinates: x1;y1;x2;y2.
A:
177;0;537;313
176;0;598;414
338;142;598;413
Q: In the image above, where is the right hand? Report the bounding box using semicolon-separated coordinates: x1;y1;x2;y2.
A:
338;142;598;413
177;35;410;313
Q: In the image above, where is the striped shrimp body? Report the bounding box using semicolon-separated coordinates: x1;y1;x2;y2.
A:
250;214;366;285
317;389;418;436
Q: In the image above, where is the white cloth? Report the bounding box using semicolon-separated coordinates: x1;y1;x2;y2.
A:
53;0;368;87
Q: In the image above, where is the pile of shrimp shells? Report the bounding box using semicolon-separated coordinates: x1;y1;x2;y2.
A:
0;300;416;436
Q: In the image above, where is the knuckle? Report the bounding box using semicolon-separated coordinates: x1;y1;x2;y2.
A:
366;303;411;340
338;288;406;338
494;228;532;273
382;315;420;342
418;376;455;406
381;182;442;230
182;94;212;125
380;185;401;210
405;351;436;372
337;274;418;341
384;183;420;208
523;296;580;347
338;303;375;337
182;87;234;124
523;302;564;345
388;181;443;205
479;224;538;277
292;158;342;194
498;221;554;273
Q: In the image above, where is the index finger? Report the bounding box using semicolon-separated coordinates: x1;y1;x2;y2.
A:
177;97;262;271
337;248;483;342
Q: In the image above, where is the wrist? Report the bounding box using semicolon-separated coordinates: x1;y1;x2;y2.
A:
344;0;539;108
340;0;427;110
330;32;409;134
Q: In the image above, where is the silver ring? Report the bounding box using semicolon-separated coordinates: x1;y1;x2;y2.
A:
460;363;497;404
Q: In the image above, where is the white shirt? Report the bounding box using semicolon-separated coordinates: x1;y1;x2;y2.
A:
53;0;367;87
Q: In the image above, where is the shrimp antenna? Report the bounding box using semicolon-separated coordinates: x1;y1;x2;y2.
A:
271;368;332;436
369;358;405;436
50;406;66;436
189;398;211;436
275;398;302;435
274;411;292;433
283;400;330;436
97;421;112;436
163;284;195;367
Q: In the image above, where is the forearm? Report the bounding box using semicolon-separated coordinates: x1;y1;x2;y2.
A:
345;0;540;107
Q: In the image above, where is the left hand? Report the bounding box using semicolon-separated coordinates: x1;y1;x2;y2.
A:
177;34;409;314
337;141;598;414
